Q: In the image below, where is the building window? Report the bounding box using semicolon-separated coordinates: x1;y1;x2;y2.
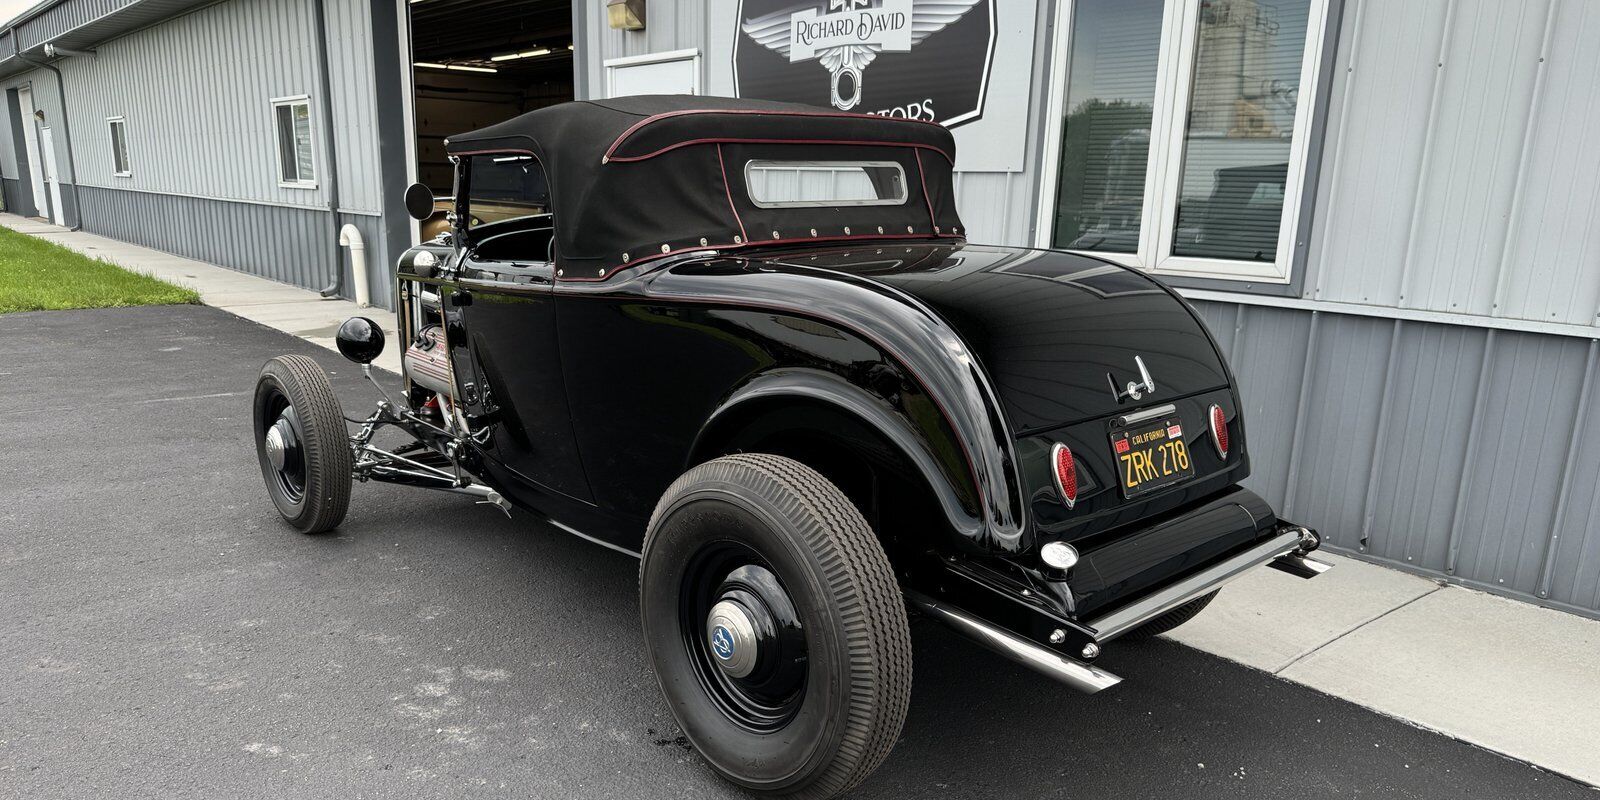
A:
271;96;316;187
107;116;131;177
1045;0;1329;283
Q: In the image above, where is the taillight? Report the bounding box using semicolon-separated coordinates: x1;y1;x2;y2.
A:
1052;443;1078;508
1209;404;1230;459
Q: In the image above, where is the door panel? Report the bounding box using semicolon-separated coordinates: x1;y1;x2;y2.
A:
458;258;592;503
16;88;46;215
40;127;63;226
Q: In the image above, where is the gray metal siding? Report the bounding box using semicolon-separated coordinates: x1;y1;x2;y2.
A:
75;184;392;306
1196;299;1600;616
15;0;141;50
1307;0;1600;331
58;0;382;214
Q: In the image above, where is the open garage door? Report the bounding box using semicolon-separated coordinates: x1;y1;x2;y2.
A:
408;0;575;196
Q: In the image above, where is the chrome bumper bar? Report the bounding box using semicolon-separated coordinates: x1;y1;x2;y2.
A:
908;591;1124;694
1086;525;1329;642
910;524;1329;694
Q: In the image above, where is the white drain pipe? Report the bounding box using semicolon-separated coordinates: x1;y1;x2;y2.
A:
338;224;370;307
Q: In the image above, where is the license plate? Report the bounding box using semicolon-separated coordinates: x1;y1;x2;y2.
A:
1110;417;1194;498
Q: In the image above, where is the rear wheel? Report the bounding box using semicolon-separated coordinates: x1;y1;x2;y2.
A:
253;355;351;534
1121;590;1219;639
640;454;911;799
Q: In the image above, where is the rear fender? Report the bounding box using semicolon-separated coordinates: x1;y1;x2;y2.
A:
690;368;988;549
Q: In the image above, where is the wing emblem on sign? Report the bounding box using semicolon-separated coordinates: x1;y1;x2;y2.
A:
741;0;983;111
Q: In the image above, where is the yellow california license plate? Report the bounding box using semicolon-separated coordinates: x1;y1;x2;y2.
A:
1111;417;1195;498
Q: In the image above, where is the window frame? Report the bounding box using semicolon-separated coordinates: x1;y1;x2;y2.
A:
458;151;558;264
270;94;318;189
743;159;909;209
1035;0;1333;285
107;116;131;177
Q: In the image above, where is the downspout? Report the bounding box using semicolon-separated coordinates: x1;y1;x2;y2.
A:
14;41;81;231
311;0;344;298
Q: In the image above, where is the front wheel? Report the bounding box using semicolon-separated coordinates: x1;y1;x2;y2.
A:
640;454;912;799
253;354;351;533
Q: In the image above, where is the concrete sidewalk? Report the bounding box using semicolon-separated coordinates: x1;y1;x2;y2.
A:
6;212;1598;788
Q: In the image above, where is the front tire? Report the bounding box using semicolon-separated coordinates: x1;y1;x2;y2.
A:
253;354;352;534
640;454;911;799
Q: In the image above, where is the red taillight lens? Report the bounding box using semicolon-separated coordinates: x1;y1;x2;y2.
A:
1052;443;1078;508
1209;404;1230;459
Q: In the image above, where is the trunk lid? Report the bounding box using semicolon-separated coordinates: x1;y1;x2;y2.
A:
760;243;1233;433
745;242;1245;545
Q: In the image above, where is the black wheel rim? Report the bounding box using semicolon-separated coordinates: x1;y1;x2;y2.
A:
678;541;808;733
259;387;308;505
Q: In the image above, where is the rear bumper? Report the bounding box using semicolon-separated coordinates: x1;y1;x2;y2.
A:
907;491;1330;693
1086;524;1326;642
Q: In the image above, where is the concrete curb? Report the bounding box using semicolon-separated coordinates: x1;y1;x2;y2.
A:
5;211;1597;788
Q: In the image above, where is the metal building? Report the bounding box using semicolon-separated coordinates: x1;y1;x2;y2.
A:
3;0;1598;618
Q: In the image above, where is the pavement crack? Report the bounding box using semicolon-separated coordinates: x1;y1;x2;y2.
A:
1275;584;1447;674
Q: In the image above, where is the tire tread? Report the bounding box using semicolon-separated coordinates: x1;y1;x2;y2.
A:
644;453;912;799
258;354;351;533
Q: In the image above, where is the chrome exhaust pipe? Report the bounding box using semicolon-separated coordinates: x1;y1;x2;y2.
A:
1267;525;1333;578
908;591;1123;694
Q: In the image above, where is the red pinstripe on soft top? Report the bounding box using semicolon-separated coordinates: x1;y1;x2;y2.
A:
602;108;954;163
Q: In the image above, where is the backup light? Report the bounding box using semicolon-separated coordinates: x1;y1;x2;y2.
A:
1209;404;1230;459
1040;541;1079;570
1051;443;1078;509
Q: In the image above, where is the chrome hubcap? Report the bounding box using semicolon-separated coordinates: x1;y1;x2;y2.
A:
264;423;290;470
706;599;758;679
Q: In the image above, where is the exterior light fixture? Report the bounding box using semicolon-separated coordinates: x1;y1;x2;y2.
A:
607;0;645;31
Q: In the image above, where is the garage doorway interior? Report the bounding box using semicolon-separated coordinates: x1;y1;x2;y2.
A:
408;0;574;195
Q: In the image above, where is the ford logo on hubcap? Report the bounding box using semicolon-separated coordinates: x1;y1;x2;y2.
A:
710;625;735;660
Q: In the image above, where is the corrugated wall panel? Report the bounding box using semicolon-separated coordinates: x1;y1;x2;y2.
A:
1450;332;1588;596
72;184;389;305
1277;312;1391;552
1196;300;1600;616
1497;0;1600;327
1549;344;1600;610
1352;324;1482;573
1310;0;1600;332
1224;306;1315;512
1310;0;1449;306
55;0;381;214
14;0;132;50
1403;0;1550;318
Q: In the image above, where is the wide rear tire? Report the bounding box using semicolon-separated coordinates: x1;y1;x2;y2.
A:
253;354;352;534
640;454;911;799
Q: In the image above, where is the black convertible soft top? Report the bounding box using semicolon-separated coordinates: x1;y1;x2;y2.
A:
444;95;965;281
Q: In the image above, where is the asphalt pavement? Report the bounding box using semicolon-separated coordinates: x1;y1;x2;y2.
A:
1;305;1591;800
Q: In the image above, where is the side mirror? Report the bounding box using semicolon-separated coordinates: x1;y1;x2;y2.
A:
404;183;436;222
336;316;386;365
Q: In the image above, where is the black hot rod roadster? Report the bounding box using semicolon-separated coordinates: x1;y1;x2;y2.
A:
252;96;1329;798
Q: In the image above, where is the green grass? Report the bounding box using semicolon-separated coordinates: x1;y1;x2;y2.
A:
0;225;201;314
